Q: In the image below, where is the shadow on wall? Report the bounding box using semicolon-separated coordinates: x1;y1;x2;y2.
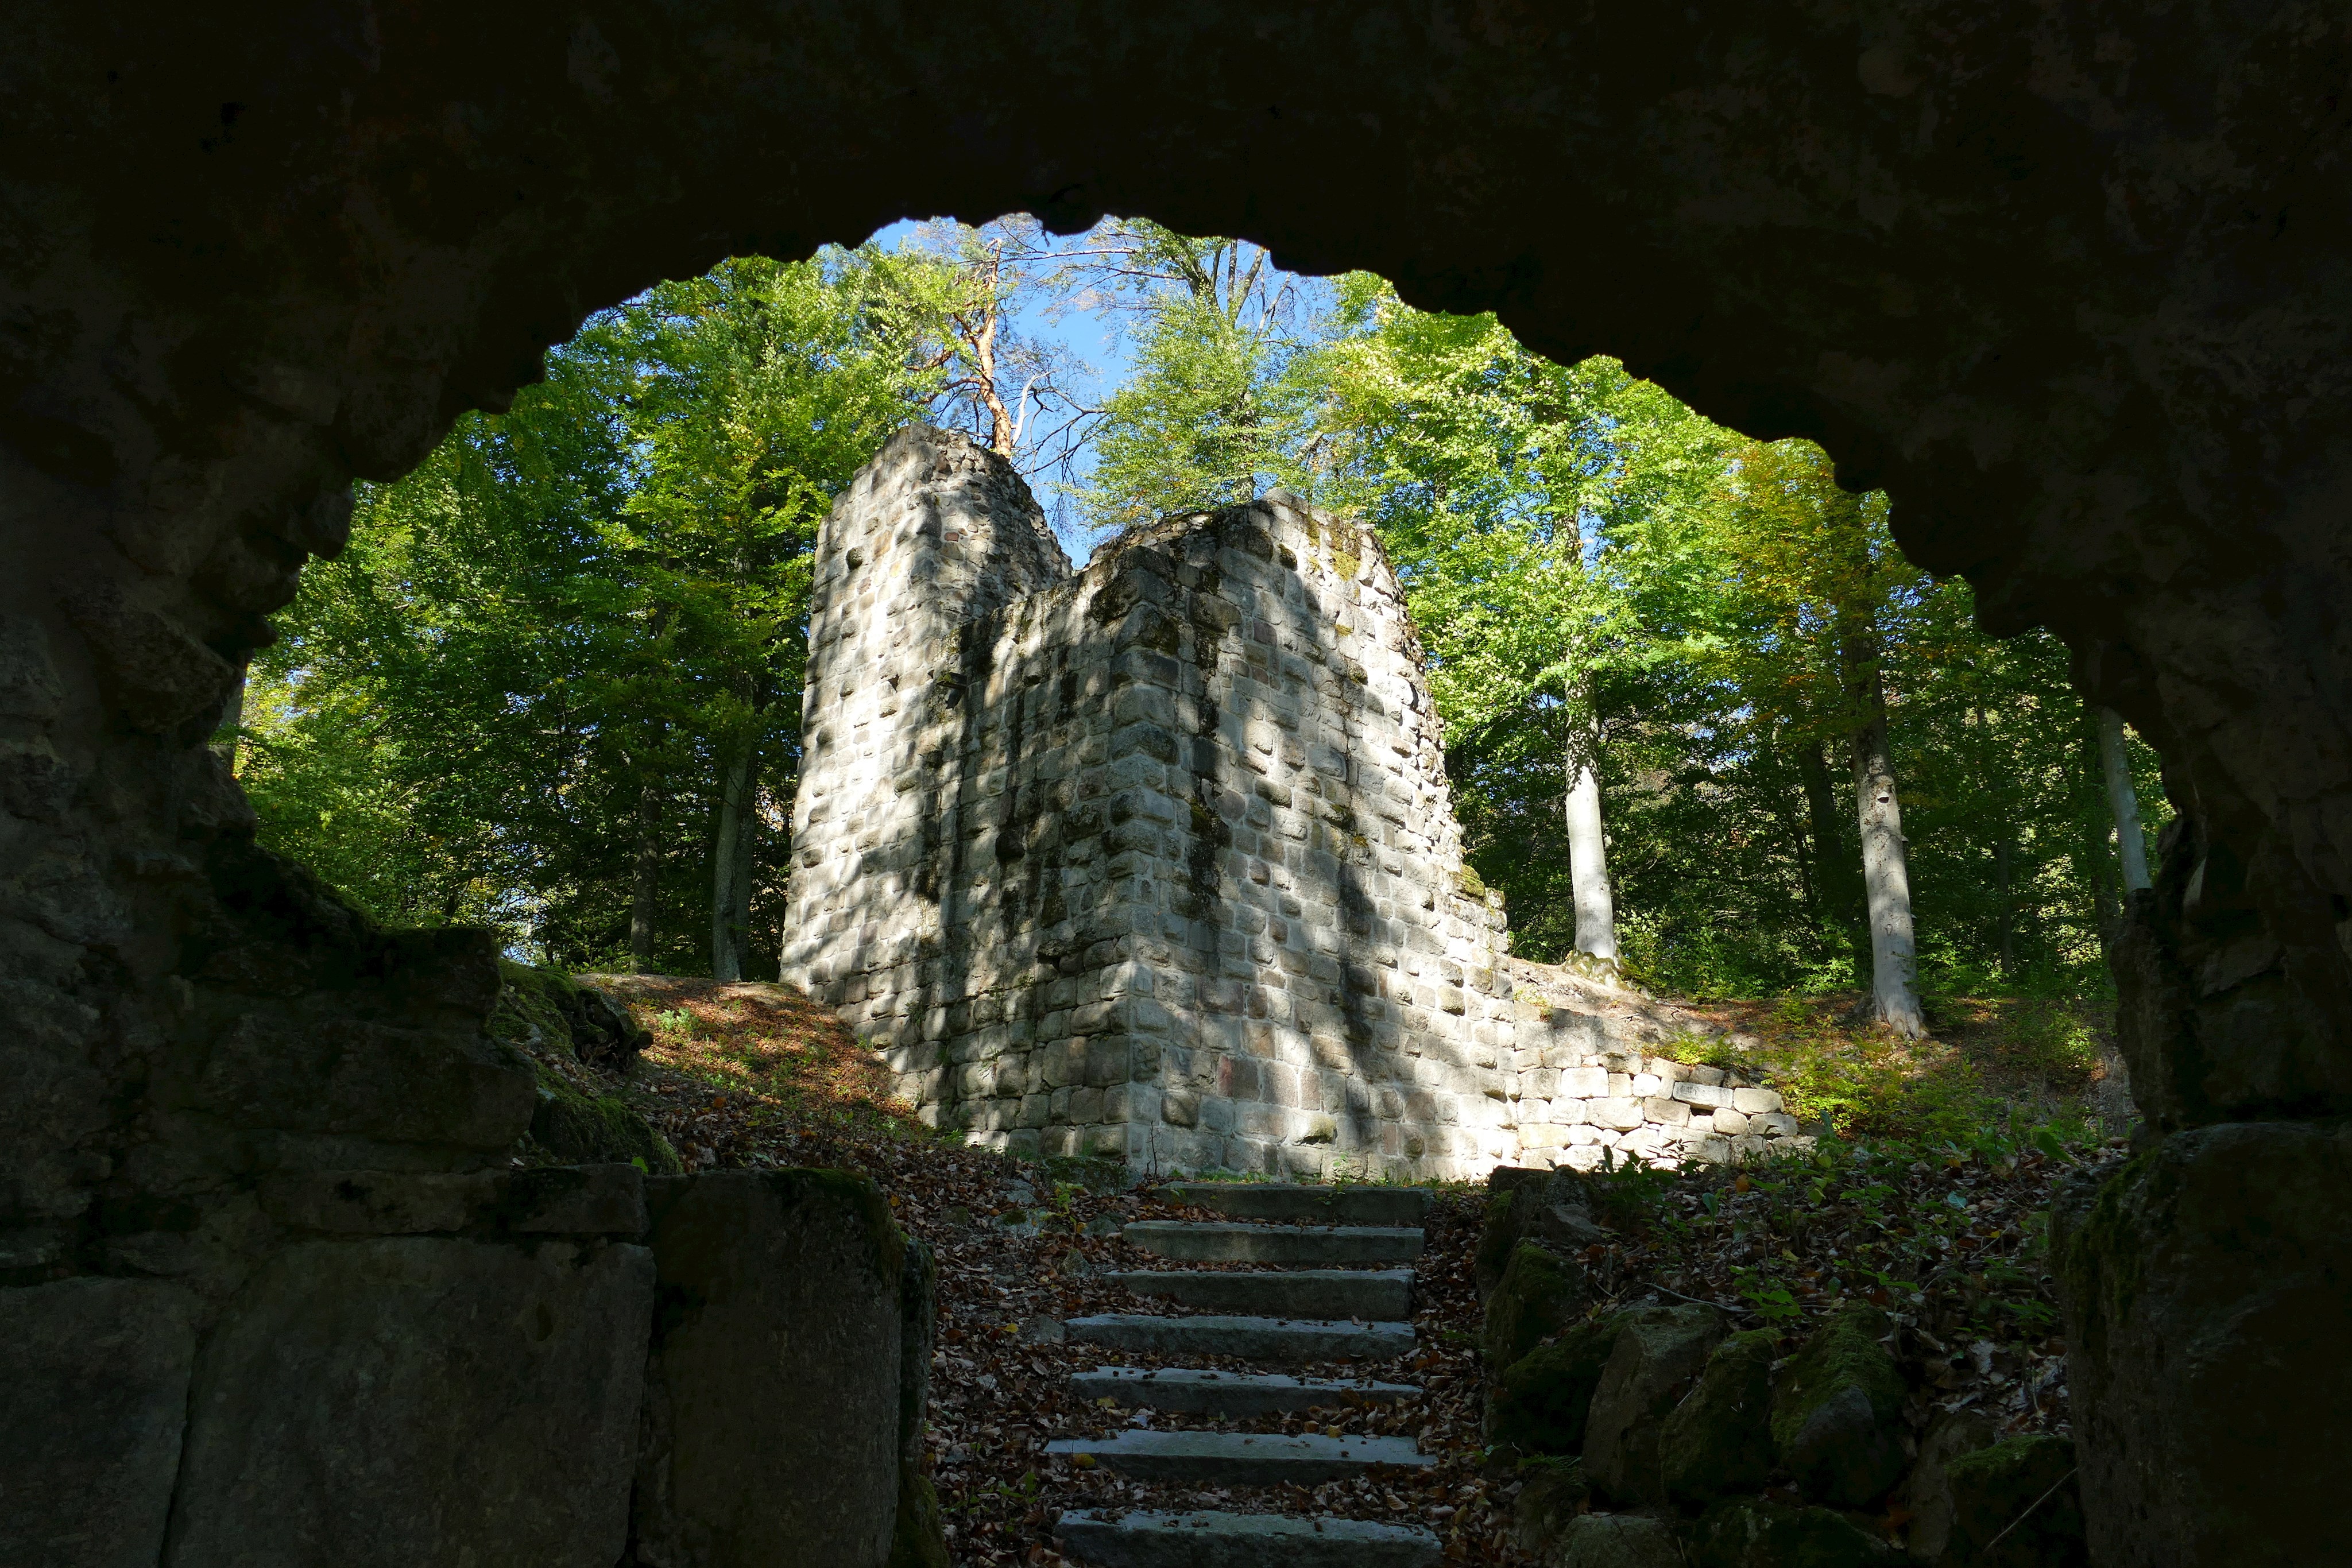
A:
782;425;1515;1182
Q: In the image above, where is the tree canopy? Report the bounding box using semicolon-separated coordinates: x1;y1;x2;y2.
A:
235;219;2165;1002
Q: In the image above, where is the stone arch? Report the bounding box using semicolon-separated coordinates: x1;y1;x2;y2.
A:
7;5;2350;1563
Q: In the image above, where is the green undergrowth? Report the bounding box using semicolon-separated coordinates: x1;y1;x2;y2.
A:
1582;1113;2106;1353
1680;988;2118;1148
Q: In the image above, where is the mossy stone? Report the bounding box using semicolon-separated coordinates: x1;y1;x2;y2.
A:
529;1069;683;1174
1475;1188;1521;1295
1690;1497;1896;1567
492;959;582;1053
1487;1315;1626;1455
492;961;650;1073
1943;1436;2086;1567
1770;1303;1909;1508
1583;1305;1726;1505
887;1469;950;1567
1486;1240;1591;1366
1554;1511;1685;1568
1038;1153;1128;1193
1659;1329;1779;1507
1512;1456;1590;1553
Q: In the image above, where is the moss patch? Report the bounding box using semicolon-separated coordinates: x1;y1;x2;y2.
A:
493;959;582;1055
1944;1435;2086;1567
528;1067;683;1173
1692;1497;1894;1567
1487;1314;1624;1455
1660;1328;1779;1507
1486;1240;1588;1367
888;1468;950;1568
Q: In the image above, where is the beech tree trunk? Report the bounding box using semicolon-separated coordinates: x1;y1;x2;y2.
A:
629;776;664;974
710;739;756;981
1798;739;1867;965
2097;705;2153;893
1849;663;1925;1036
1563;710;1617;960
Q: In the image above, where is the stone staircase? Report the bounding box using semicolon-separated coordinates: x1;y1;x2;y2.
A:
1049;1184;1445;1566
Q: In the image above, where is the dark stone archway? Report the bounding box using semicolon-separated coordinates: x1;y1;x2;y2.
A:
5;5;2347;1562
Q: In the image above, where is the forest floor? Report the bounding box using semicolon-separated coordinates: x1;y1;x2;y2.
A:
565;974;2126;1566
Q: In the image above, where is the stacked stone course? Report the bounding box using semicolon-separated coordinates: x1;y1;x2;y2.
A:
784;428;1799;1179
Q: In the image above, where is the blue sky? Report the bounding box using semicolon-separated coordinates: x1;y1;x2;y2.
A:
861;216;1332;560
864;218;1133;556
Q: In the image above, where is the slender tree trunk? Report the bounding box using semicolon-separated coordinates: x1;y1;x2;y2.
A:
211;660;249;772
728;778;756;977
629;775;664;974
1798;740;1867;963
1562;706;1617;961
711;738;756;981
1847;652;1925;1036
2096;706;2152;893
1995;837;2015;974
2088;823;2122;957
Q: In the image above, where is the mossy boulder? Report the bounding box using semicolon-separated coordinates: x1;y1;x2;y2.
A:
1770;1303;1909;1508
1486;1240;1592;1366
492;961;650;1073
1659;1329;1780;1507
529;1070;683;1174
1943;1436;2087;1567
1690;1498;1896;1567
1479;1170;1611;1297
1553;1512;1686;1568
1476;1187;1523;1295
1583;1304;1726;1504
1892;1409;1997;1561
1487;1315;1627;1455
1511;1457;1591;1554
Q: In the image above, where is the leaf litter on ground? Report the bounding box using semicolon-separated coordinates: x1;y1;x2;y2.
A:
520;974;2113;1566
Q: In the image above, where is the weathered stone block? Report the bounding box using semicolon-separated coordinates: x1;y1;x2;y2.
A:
1770;1304;1908;1509
169;1237;652;1568
1593;1096;1645;1132
635;1171;907;1568
0;1277;198;1568
1583;1305;1726;1505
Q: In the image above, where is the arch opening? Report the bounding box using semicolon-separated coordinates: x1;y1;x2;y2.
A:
9;8;2352;1562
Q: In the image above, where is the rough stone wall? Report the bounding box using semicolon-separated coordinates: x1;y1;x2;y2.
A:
786;428;1517;1180
1503;1002;1797;1172
787;431;1816;1181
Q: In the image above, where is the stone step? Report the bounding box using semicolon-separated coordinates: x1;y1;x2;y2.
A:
1056;1508;1441;1567
1072;1366;1419;1416
1066;1314;1414;1362
1107;1267;1413;1320
1166;1182;1437;1228
1123;1221;1423;1265
1045;1429;1433;1485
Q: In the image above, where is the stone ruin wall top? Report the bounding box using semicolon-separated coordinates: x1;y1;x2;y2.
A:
782;428;1805;1179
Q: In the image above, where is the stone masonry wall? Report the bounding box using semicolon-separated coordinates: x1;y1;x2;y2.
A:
784;429;1805;1180
785;427;1517;1181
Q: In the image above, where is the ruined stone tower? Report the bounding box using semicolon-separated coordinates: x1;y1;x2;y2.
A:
782;427;1519;1180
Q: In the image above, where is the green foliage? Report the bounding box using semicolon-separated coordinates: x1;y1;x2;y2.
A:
239;249;942;970
1285;280;2167;1001
1066;222;1326;535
